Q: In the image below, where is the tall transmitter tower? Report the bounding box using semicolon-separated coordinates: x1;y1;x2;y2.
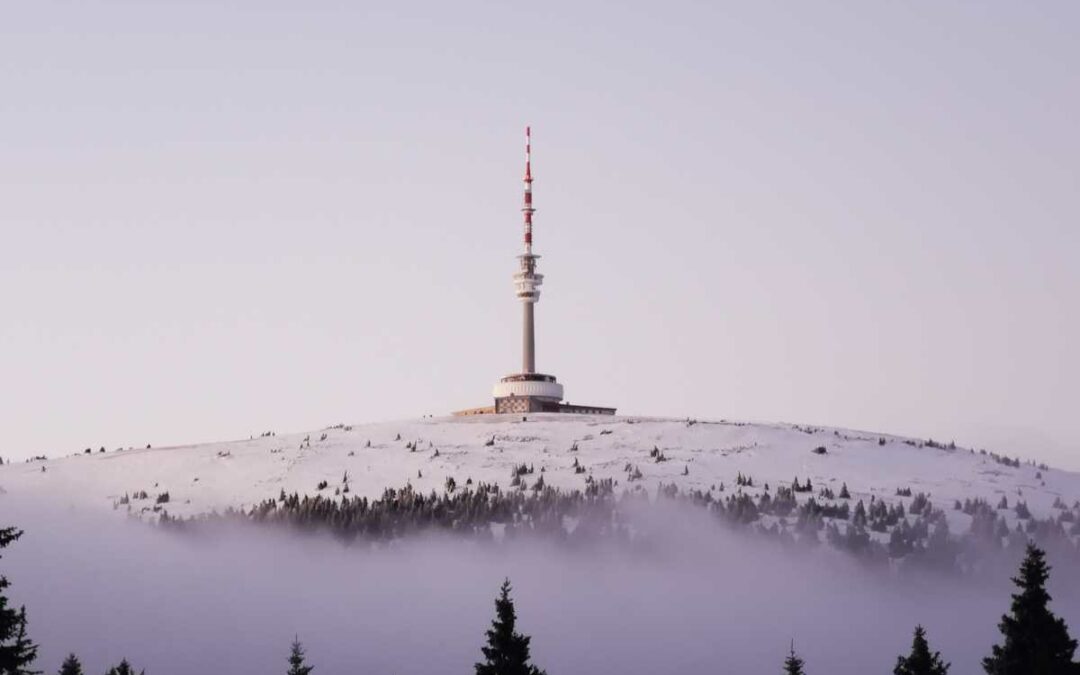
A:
456;128;615;416
517;126;541;375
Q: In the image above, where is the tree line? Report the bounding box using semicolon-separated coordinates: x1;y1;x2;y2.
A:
160;480;1080;578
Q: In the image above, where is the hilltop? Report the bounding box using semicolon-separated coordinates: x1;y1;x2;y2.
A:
2;415;1076;532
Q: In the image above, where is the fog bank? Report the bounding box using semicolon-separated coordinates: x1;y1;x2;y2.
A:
3;496;1078;675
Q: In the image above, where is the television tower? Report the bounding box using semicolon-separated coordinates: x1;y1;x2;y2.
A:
452;126;614;417
490;126;565;412
518;126;540;373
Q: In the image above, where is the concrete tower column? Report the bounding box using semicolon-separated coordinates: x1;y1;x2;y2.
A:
523;302;535;373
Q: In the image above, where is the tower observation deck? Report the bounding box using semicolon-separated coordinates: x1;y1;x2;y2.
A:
455;127;615;417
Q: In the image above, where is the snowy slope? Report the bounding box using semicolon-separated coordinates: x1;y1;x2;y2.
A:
2;415;1077;534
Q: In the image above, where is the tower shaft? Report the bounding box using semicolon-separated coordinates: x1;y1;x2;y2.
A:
523;302;535;373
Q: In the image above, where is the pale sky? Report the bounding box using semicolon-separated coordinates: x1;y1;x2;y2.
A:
2;1;1078;468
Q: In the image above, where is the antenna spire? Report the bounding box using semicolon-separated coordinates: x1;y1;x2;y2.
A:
523;126;534;254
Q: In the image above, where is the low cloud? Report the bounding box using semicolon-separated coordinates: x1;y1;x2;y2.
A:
3;495;1078;675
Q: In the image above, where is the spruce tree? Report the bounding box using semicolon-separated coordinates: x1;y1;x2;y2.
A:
983;544;1080;675
287;638;313;675
894;625;949;675
56;654;82;675
103;660;143;675
783;642;806;675
0;526;38;675
475;579;546;675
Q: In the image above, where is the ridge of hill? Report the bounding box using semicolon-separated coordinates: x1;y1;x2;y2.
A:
1;415;1075;532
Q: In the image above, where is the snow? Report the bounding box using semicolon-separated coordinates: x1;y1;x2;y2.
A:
1;414;1076;531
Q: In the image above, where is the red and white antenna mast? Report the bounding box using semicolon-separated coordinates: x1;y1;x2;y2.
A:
523;125;534;255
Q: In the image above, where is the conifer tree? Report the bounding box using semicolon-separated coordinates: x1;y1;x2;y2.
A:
983;544;1080;674
56;654;82;675
4;615;37;675
287;638;313;675
103;660;143;675
783;642;806;675
0;526;38;675
894;625;949;675
475;579;546;675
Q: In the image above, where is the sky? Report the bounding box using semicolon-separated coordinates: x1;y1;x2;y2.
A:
1;1;1078;467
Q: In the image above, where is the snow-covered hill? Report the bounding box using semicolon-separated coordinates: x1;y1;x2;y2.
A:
2;414;1077;534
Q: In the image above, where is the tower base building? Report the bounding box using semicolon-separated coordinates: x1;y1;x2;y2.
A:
453;127;615;417
492;373;614;415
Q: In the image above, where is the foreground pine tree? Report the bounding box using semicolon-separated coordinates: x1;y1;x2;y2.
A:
103;659;143;675
983;544;1080;675
287;638;313;675
783;642;806;675
894;626;949;675
475;579;546;675
0;526;39;675
56;654;82;675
